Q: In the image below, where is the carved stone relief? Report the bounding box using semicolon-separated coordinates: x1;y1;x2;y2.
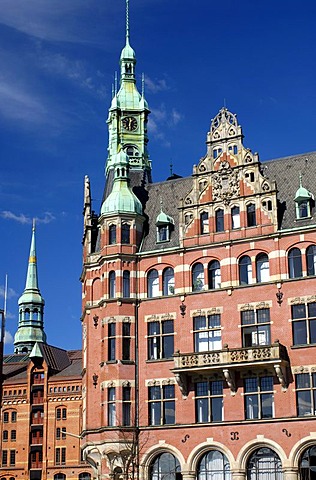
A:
212;161;240;205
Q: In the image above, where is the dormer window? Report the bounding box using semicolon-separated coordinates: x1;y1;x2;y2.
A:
156;205;175;243
295;176;314;219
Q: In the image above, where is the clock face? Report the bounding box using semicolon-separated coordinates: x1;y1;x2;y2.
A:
122;116;138;131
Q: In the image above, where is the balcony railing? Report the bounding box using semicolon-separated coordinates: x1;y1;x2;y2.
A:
172;342;289;396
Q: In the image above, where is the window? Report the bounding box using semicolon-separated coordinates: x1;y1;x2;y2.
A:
299;446;316;480
244;376;274;419
122;386;131;426
122;323;131;361
208;260;221;289
56;407;67;420
292;302;316;346
55;447;66;465
123;270;130;297
79;474;92;480
9;450;15;466
195;381;223;422
147;269;159;298
247;203;256;227
288;247;302;278
197;450;231;480
200;212;209;234
163;267;175;295
239;255;252;285
148;384;175;425
56;427;66;440
11;411;17;423
150;453;181;480
108;323;116;361
3;412;9;423
307;245;316;276
256;253;270;283
247;448;282;480
215;209;224;232
2;450;7;466
147;320;174;360
54;474;66;480
194;315;222;352
157;225;168;242
109;224;116;245
109;271;116;298
192;263;204;291
241;309;271;347
297;200;310;219
2;430;8;442
231;206;240;229
108;387;116;426
10;430;16;441
296;373;316;416
121;223;130;244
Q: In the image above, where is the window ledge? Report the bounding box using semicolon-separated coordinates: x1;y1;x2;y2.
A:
146;358;173;363
291;343;316;349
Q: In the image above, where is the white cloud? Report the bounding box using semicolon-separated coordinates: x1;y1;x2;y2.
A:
0;286;18;300
0;80;47;124
145;76;169;94
148;104;183;147
4;330;13;345
0;211;55;225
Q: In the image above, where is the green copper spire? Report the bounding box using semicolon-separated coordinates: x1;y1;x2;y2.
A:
14;221;46;354
101;148;143;215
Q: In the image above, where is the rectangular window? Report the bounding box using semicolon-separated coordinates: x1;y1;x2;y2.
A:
2;450;7;467
10;430;16;441
122;323;131;361
215;209;224;232
157;225;169;242
3;412;9;423
148;384;175;426
193;315;222;352
147;320;174;360
122;386;131;426
55;447;66;465
195;381;223;422
11;411;17;422
9;450;15;466
108;323;116;361
108;387;116;426
244;376;274;419
296;373;316;416
241;308;271;347
292;303;316;346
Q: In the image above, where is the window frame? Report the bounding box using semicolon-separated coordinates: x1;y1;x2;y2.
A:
108;387;116;426
147;269;159;298
241;308;271;347
108;323;116;361
148;384;175;426
231;205;240;229
292;302;316;346
162;267;175;296
208;260;221;289
200;211;209;234
193;314;222;352
295;372;316;417
239;255;252;285
288;247;303;279
121;223;130;244
195;380;224;423
256;253;270;283
109;270;116;299
215;208;224;232
192;263;205;292
109;224;117;245
147;319;174;360
244;376;274;420
246;203;256;227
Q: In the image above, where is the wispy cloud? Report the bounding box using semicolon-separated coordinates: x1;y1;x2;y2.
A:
4;330;13;345
145;76;169;94
0;286;18;300
148;104;183;147
0;211;55;225
0;80;48;124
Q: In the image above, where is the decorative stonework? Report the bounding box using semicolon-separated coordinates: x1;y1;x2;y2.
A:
212;161;240;205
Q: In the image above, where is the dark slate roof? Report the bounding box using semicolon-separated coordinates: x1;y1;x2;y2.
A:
53;357;82;377
262;151;316;230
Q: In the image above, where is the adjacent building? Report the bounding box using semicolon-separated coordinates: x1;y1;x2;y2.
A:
81;3;316;480
0;224;91;480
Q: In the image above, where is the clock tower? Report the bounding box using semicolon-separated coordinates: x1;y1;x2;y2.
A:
105;0;151;182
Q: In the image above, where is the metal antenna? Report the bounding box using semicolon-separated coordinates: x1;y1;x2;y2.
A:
142;73;145;97
126;0;130;42
115;71;118;94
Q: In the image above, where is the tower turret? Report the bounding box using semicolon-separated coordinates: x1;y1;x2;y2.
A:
14;221;46;354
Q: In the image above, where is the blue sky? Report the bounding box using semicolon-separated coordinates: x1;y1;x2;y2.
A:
1;0;316;352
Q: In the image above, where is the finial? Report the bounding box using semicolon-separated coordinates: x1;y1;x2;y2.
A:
32;218;36;232
115;71;118;95
126;0;130;43
142;73;145;97
299;173;302;187
170;161;173;176
160;199;163;211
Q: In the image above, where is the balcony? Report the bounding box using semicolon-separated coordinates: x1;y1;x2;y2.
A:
172;341;289;397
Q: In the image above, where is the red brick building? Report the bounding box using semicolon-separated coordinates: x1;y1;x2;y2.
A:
0;225;92;480
81;4;316;480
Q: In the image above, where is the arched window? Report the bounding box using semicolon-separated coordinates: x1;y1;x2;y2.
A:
200;212;209;234
33;309;39;320
148;269;159;298
208;260;221;289
79;474;91;480
256;253;270;283
197;450;231;480
306;245;316;276
192;263;205;292
54;475;66;480
288;248;302;279
231;206;240;229
123;271;130;298
215;209;224;232
109;271;116;298
299;445;316;480
109;224;116;245
24;308;30;320
150;452;181;480
122;223;130;244
163;268;175;296
246;448;283;480
239;256;252;285
247;203;256;227
2;430;8;441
